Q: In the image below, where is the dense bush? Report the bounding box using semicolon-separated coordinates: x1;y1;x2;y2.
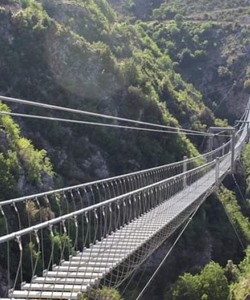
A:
170;262;229;300
80;288;123;300
0;103;53;200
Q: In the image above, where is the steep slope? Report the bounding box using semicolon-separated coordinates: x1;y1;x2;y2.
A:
141;20;250;121
154;4;250;121
0;0;215;188
108;0;250;121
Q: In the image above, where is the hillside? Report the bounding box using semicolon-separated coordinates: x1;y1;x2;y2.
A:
156;0;250;17
109;0;250;121
0;0;250;299
0;0;214;190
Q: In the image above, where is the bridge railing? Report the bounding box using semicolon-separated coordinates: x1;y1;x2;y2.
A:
0;141;231;239
0;159;220;296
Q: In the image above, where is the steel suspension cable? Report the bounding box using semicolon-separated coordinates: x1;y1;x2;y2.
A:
0;95;214;136
0;110;213;137
232;174;247;204
135;201;203;300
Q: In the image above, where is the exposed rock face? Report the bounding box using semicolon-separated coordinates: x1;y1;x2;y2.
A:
82;150;109;179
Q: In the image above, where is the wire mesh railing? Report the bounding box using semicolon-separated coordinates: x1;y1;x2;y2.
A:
0;141;232;242
0;161;215;298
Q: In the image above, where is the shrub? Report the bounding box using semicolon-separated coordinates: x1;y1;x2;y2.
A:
80;288;123;300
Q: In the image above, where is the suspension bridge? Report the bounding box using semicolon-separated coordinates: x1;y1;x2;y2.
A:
0;98;250;299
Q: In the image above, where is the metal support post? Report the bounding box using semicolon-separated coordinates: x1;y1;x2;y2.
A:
231;129;236;173
222;143;225;157
215;157;220;187
209;126;236;173
247;123;250;143
208;129;213;152
183;156;187;189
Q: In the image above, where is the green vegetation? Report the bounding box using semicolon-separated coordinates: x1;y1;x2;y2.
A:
219;186;250;245
170;262;229;300
141;17;250;120
242;144;250;193
0;0;214;185
80;288;123;300
0;103;53;200
0;101;54;290
154;0;250;18
169;247;250;300
230;248;250;300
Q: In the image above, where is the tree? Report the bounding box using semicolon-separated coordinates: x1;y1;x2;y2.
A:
80;288;123;300
200;262;229;300
170;262;229;300
174;14;184;28
171;273;202;300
